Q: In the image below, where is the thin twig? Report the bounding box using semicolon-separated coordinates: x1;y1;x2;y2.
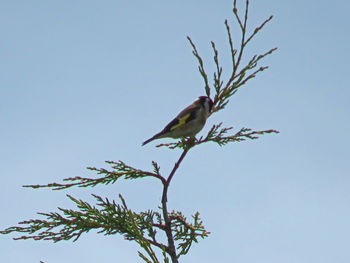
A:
187;36;210;96
161;149;190;263
224;20;236;73
245;15;273;45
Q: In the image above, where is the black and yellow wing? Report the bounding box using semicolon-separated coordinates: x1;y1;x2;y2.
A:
142;105;199;146
162;106;199;134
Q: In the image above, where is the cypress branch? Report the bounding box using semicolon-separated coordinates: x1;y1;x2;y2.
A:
1;1;278;262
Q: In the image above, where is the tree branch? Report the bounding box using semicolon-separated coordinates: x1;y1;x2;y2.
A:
161;148;190;263
23;160;166;190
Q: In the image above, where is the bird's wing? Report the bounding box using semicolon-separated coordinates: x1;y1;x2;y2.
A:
162;106;199;133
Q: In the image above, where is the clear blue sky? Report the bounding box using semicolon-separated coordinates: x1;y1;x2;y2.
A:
1;1;349;262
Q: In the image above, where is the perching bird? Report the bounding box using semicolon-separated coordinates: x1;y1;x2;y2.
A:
142;96;214;146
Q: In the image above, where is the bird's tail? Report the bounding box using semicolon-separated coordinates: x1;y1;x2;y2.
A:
142;132;164;146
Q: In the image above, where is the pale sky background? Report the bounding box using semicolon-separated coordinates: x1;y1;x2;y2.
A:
1;1;350;262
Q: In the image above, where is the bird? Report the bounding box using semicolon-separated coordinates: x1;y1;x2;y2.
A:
142;96;214;146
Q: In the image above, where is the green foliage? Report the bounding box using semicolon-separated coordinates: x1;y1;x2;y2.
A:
1;189;208;263
157;123;278;149
0;1;278;263
170;211;209;257
24;160;165;190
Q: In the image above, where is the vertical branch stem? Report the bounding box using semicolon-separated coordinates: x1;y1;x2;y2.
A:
161;148;189;263
233;0;249;79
